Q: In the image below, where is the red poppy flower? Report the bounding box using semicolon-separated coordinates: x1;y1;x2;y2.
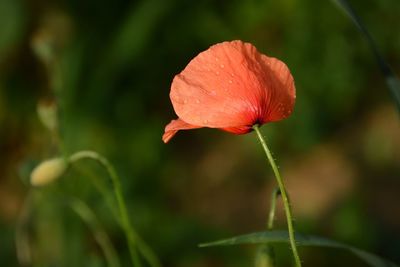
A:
162;40;295;143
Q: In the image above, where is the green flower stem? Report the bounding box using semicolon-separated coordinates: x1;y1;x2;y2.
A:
253;126;302;267
69;151;144;267
256;187;280;267
69;151;161;267
267;187;280;230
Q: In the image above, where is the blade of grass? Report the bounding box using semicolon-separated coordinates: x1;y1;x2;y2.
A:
200;230;398;267
331;0;400;112
68;198;121;267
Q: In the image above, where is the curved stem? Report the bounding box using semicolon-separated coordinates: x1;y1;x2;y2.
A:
69;151;143;267
253;126;302;267
68;197;121;267
69;151;162;267
73;164;118;219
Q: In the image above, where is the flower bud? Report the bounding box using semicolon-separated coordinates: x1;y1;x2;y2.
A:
37;99;58;132
30;158;68;186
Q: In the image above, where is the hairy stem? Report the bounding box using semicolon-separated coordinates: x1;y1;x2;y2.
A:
253;126;302;267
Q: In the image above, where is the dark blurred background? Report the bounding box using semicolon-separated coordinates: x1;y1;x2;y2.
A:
1;0;399;266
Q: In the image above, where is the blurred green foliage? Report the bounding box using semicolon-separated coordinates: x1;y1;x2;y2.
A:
1;0;400;266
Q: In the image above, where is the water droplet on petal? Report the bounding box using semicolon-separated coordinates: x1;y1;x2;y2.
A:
204;119;209;124
183;99;188;104
220;64;224;68
210;90;216;95
228;80;233;84
216;71;220;75
196;99;200;104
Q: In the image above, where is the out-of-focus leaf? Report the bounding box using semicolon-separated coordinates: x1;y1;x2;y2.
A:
331;0;400;112
200;230;398;267
87;0;173;104
109;0;172;67
0;0;24;61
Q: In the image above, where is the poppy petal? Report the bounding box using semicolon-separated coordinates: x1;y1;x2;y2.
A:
162;118;201;143
170;40;295;129
259;56;295;122
221;125;253;135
